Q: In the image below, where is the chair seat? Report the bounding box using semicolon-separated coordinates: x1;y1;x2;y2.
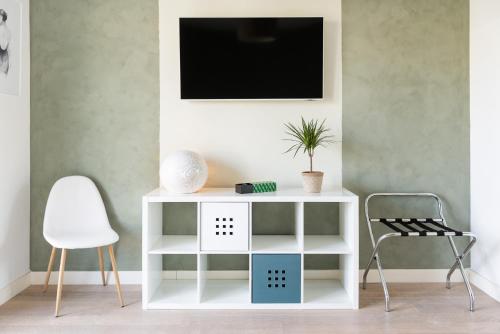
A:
44;229;119;249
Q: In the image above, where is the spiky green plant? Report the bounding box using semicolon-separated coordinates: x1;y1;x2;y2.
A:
284;117;334;172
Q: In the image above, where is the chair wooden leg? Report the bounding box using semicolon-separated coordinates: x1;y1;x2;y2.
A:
97;247;106;286
43;247;57;292
55;249;67;317
108;245;124;307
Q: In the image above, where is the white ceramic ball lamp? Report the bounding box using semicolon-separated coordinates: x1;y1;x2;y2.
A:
160;150;208;193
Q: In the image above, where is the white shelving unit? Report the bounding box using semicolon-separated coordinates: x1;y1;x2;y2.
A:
142;187;359;309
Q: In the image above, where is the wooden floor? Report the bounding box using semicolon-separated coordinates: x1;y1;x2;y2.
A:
1;283;499;333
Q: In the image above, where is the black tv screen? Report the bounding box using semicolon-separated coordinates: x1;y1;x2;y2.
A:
179;17;323;100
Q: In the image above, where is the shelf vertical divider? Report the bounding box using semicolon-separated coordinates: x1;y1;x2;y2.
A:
295;201;305;303
339;199;359;309
197;202;201;252
295;202;304;251
197;201;202;304
198;253;208;303
351;199;359;309
248;202;253;303
142;199;163;309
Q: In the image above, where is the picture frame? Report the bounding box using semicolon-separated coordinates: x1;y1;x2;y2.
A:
0;0;21;96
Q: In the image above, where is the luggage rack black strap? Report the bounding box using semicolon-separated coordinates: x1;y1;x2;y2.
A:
426;219;463;236
413;221;443;236
373;218;464;237
404;219;427;236
379;218;408;236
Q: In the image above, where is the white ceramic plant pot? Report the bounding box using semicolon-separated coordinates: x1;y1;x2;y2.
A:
301;171;324;193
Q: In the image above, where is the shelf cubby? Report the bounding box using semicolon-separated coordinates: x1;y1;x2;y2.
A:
303;254;357;308
199;254;250;305
303;202;351;254
251;202;302;253
149;278;198;308
146;202;198;255
146;254;198;308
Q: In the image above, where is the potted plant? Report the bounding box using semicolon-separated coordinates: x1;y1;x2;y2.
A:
284;117;334;193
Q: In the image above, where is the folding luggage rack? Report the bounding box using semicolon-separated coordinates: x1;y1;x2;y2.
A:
362;193;477;312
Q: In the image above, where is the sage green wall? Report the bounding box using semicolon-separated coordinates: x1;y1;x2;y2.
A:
30;0;159;271
30;0;469;271
343;0;470;268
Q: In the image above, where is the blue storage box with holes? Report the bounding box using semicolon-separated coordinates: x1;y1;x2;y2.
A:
252;254;301;303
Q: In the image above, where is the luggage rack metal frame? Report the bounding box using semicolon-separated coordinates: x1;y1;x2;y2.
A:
362;193;477;312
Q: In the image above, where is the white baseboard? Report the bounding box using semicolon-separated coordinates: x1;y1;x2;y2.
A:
30;269;465;285
0;272;31;306
30;270;142;285
363;269;464;283
469;270;500;303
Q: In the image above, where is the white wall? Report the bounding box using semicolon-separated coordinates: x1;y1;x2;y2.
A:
470;0;500;301
0;0;30;303
159;0;342;190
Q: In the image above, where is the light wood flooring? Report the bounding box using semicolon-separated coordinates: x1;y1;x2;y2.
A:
1;283;499;333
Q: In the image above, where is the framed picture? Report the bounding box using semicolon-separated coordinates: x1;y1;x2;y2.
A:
0;0;21;96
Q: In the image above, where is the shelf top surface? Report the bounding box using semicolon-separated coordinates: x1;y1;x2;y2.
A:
144;187;358;202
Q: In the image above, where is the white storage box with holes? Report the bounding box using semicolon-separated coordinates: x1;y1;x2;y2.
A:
201;202;249;251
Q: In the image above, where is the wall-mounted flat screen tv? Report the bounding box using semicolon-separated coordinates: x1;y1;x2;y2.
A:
179;17;323;100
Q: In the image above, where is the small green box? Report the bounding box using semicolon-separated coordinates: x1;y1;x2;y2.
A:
252;181;277;193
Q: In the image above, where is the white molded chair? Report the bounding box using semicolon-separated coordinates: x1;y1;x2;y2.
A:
42;176;124;316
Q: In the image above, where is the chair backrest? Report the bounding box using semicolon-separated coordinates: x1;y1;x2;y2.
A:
43;176;112;238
